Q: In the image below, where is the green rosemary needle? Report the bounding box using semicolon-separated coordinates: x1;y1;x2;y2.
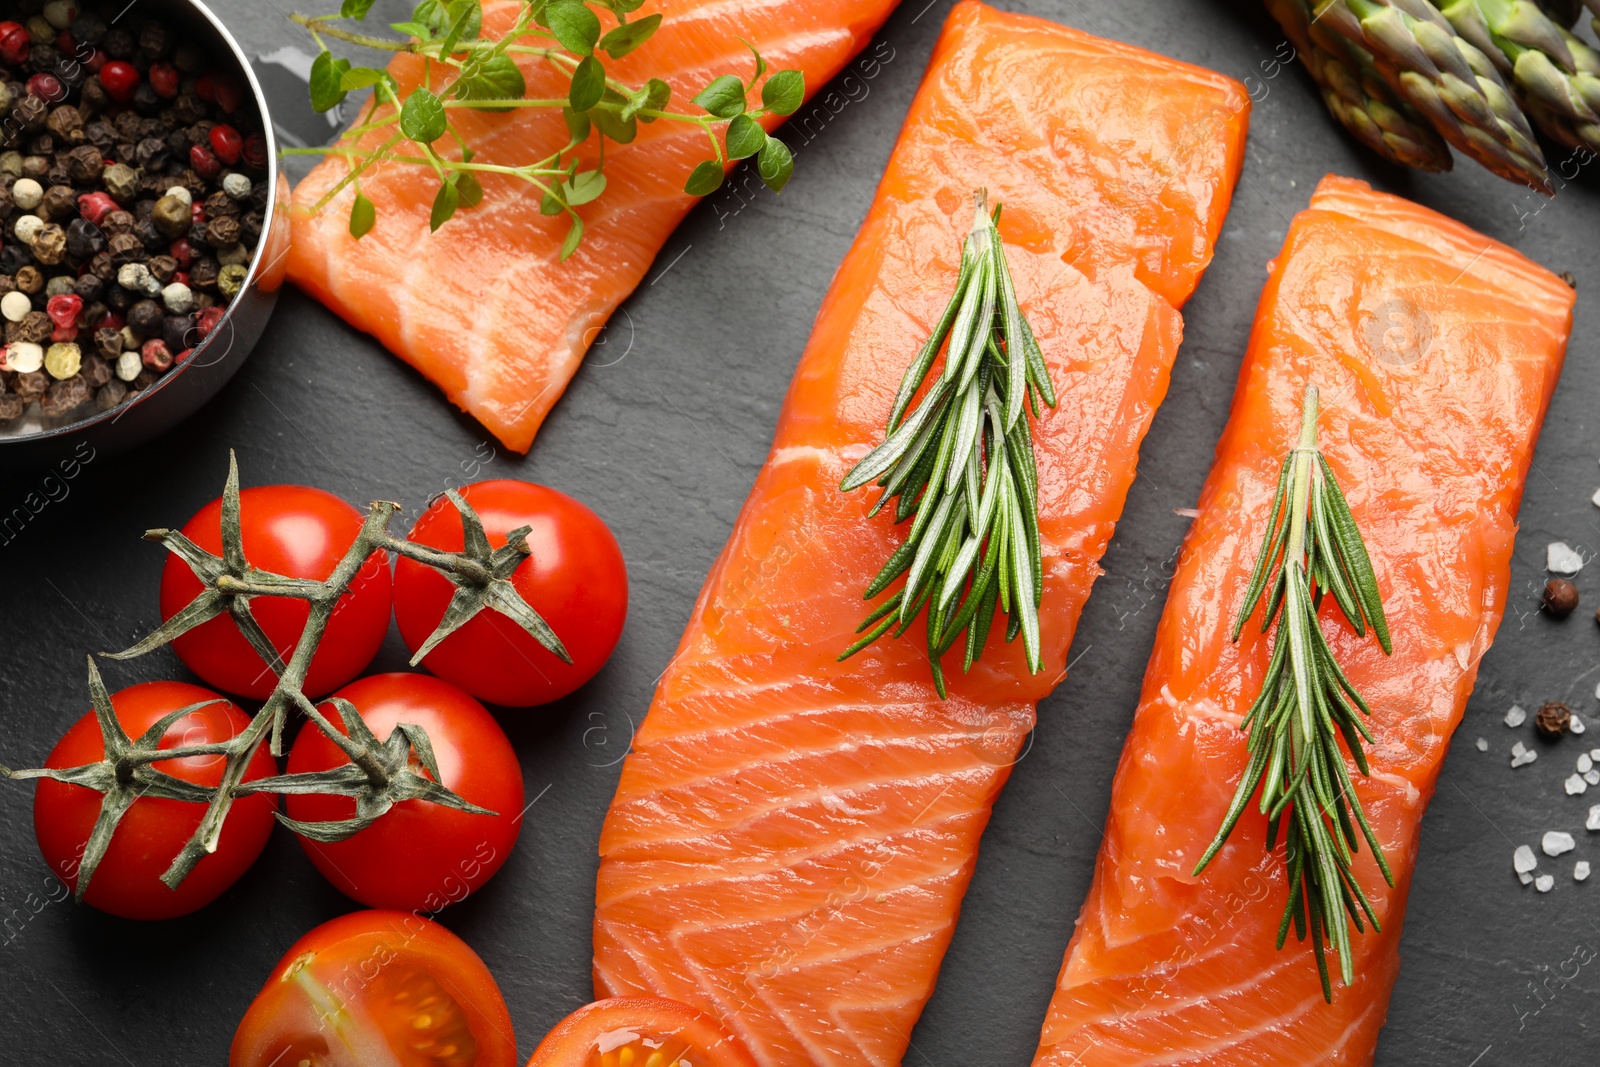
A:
839;190;1057;697
1193;382;1394;1003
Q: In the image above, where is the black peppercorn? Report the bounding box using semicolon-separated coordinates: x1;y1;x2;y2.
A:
127;298;163;335
100;209;134;235
189;256;218;289
146;253;177;283
133;135;167;169
204;189;239;218
39;373;88;417
102;29;135;60
82;354;111;388
162;313;192;353
85;120;115;151
45;104;82;143
78;77;107;114
95;378;126;411
106;231;143;265
1542;578;1579;618
88;250;114;280
73;271;103;305
65;217;103;260
64;143;100;183
104;283;132;312
73;13;109;45
1535;701;1572;739
38;183;75;221
206;215;239;247
138;22;171;59
0;246;32;275
14;370;47;402
19;153;48;179
135;217;164;252
92;326;121;358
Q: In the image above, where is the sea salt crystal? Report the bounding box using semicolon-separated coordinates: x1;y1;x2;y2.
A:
1544;831;1577;856
1476;737;1489;752
1592;488;1600;507
1574;713;1588;734
1580;754;1594;774
1515;844;1538;873
1506;705;1527;727
1548;542;1585;575
1520;870;1535;885
1577;861;1592;882
1565;773;1587;794
1587;770;1600;786
1512;742;1538;767
1537;874;1556;892
1589;805;1600;831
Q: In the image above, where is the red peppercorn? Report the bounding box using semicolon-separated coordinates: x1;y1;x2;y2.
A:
47;293;84;330
55;30;74;55
84;46;105;72
97;310;124;333
27;73;64;101
169;238;193;268
189;144;220;180
148;62;179;98
140;338;173;371
213;75;244;114
98;60;141;103
0;22;29;67
209;124;242;166
193;70;216;102
196;305;224;338
191;202;207;225
77;191;118;225
175;347;193;363
241;132;267;170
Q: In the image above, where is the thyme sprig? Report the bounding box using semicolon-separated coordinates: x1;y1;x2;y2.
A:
839;191;1057;697
2;454;567;900
1192;384;1394;1003
289;0;805;258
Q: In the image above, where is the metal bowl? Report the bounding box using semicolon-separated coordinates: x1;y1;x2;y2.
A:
0;0;288;468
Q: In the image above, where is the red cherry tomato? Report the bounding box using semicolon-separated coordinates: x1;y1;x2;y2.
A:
230;909;517;1067
34;681;276;920
394;481;627;706
159;484;393;700
527;998;757;1067
285;674;523;912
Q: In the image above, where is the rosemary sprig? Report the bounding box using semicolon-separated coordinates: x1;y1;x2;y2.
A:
839;190;1057;697
289;1;805;257
1192;383;1394;1003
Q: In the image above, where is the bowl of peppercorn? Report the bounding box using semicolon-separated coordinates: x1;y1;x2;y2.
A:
0;0;287;467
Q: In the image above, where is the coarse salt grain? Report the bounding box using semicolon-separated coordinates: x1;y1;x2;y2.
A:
1515;844;1538;873
1574;713;1588;735
1548;542;1586;574
1565;773;1587;794
1580;754;1594;774
1593;488;1600;508
1578;861;1592;882
1506;705;1527;727
1476;737;1489;752
1589;805;1600;831
1544;831;1577;856
1514;749;1538;768
1537;874;1556;892
1520;870;1535;885
1587;770;1600;786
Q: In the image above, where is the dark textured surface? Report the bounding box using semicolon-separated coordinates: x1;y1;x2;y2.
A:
1;1;1597;1062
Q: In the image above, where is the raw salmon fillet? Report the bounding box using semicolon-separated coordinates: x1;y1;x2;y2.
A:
593;5;1249;1065
1032;175;1574;1067
288;0;902;452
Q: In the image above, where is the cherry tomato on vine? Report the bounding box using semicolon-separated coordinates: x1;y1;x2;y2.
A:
34;681;276;921
285;673;523;912
394;480;627;706
526;997;757;1067
160;484;393;700
230;909;517;1067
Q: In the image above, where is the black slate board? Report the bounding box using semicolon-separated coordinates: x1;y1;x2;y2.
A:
1;1;1596;1062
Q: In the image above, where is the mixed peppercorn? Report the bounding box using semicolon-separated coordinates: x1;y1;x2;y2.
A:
0;0;267;427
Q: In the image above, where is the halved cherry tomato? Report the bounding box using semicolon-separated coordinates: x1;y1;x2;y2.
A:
230;909;517;1067
284;673;523;912
526;997;757;1067
160;484;393;699
394;481;627;707
34;681;276;920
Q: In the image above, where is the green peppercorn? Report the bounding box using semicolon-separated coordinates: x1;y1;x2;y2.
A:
150;194;189;238
102;162;139;203
217;263;248;299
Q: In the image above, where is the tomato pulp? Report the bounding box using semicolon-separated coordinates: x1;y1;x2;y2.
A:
285;673;523;912
230;909;517;1067
160;484;393;699
394;480;627;707
34;681;276;920
526;998;758;1067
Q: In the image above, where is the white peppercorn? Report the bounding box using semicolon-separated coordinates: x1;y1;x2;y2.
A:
6;341;44;374
115;350;141;382
161;281;194;314
1;291;32;322
44;342;81;380
10;177;42;210
13;213;44;245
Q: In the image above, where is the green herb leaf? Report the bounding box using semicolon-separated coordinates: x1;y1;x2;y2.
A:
539;188;565;215
684;159;725;196
400;86;448;144
621;77;669;122
589;91;637;144
546;1;602;56
725;113;766;159
340;0;377;18
309;51;351;113
559;215;584;260
760;69;804;116
757;135;793;193
562;106;591;142
564;169;606;205
349;190;376;238
390;20;431;39
339;65;390;92
741;38;767;84
435;0;477;57
569;55;605;112
455;172;484;207
430;180;460;231
693;74;746;118
455;54;526;110
599;13;661;59
413;0;480;39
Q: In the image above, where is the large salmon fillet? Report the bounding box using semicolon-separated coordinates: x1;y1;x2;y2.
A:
1032;175;1574;1067
592;5;1249;1065
288;0;901;452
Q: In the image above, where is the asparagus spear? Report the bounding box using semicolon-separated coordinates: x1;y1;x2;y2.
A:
1266;0;1454;169
1438;0;1600;153
1314;0;1552;189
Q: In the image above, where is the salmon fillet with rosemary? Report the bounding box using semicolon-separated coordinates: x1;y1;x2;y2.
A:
1032;175;1574;1067
592;5;1249;1065
287;0;902;453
